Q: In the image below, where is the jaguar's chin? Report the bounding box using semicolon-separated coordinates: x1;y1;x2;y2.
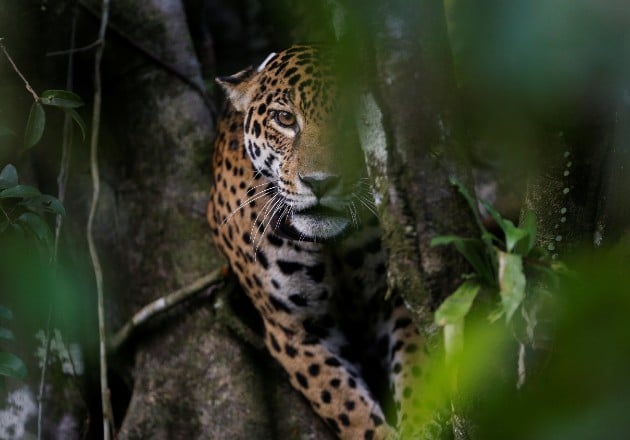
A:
290;212;350;240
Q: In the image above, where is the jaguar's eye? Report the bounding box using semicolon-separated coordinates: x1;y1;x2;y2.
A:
274;110;297;128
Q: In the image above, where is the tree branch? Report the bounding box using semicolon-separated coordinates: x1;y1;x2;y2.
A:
0;38;40;102
109;268;226;352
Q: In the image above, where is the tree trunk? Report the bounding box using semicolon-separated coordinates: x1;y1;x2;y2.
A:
73;0;331;437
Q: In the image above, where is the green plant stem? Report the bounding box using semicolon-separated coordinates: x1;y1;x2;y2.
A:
0;40;40;102
37;9;79;440
0;206;10;223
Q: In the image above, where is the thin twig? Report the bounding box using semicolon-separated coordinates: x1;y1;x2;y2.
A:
109;268;226;352
0;39;40;102
46;39;102;57
36;10;79;440
86;0;113;438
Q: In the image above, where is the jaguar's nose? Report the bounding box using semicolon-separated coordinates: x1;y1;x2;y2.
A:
299;173;341;198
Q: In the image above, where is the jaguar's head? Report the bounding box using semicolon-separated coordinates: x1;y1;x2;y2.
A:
217;45;372;241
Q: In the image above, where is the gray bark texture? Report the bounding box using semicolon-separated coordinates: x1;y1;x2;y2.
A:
75;0;331;437
366;0;476;332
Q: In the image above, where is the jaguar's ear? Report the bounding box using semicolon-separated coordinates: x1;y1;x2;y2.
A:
216;66;257;112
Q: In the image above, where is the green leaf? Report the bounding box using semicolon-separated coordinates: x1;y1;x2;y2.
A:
435;280;481;326
504;221;529;254
17;212;53;251
10;223;25;237
498;251;526;322
0;164;18;186
487;305;505;323
430;235;466;246
481;200;532;255
40;89;84;109
480;199;507;230
450;177;487;233
20;194;66;216
432;235;496;284
0;327;14;341
444;322;464;360
0;306;13;320
0;184;41;199
520;210;537;253
24;101;46;149
0;351;27;379
66;108;86;140
0;125;17;138
450;178;499;273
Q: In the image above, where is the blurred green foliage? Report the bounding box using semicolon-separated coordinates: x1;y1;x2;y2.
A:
400;247;630;439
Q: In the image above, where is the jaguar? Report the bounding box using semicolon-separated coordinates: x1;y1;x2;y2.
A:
208;45;425;439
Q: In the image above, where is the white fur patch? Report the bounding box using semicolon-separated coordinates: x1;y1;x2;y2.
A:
257;52;277;72
291;213;349;239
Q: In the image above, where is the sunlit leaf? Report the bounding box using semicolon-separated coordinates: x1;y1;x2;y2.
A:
498;251;526;322
444;321;464;360
40;89;84;109
487;305;504;323
0;327;14;341
24;101;46;149
0;351;27;379
435;280;481;326
0;184;41;199
0;164;18;186
66;108;86;140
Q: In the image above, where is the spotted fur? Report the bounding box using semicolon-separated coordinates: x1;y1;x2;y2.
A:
208;45;425;439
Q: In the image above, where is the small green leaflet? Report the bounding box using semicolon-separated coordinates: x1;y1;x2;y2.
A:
431;235;496;285
24;101;46;149
520;210;537;254
435;280;481;326
481;200;535;255
0;184;41;199
66;108;86;140
498;251;526;322
0;164;18;188
20;194;66;216
0;351;27;379
17;212;53;252
40;90;84;109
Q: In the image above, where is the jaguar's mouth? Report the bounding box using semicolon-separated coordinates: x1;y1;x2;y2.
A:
297;203;347;218
275;202;351;242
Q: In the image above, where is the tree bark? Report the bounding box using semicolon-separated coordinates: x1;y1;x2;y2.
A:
358;0;476;338
71;0;331;438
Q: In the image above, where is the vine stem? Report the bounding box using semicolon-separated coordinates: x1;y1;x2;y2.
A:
36;8;79;439
0;39;40;102
86;0;113;438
